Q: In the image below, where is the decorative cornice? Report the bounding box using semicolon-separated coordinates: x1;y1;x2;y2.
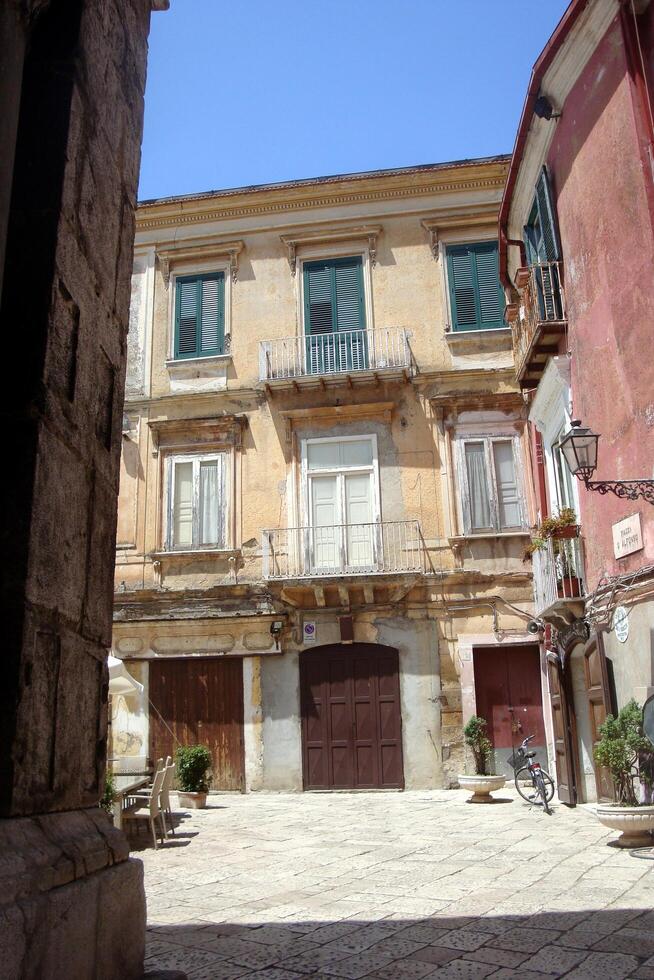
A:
137;176;506;233
156;239;244;287
147;414;247;454
280;225;382;275
420;203;499;258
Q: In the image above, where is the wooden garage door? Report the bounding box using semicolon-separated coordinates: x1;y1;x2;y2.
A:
300;644;404;790
149;658;244;791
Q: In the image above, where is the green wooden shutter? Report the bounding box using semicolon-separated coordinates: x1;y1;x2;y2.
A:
303;257;365;335
333;257;365;333
447;242;503;331
304;261;334;335
175;272;224;358
534;166;560;261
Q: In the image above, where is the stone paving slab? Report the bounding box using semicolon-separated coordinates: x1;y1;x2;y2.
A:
138;789;653;979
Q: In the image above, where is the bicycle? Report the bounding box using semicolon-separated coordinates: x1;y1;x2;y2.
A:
512;734;555;815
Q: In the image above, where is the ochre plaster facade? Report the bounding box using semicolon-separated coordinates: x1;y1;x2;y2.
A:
113;157;544;791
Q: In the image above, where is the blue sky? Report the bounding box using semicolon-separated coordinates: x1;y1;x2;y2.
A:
138;0;570;202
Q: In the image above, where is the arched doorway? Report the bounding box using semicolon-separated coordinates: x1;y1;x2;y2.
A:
300;643;404;790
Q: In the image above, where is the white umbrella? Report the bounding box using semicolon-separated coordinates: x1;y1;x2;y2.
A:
108;655;143;698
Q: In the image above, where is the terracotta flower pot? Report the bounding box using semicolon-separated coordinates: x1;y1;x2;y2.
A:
457;774;507;803
178;790;208;809
596;803;654;847
550;525;579;539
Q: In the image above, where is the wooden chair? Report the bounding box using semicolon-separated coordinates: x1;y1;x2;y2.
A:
122;766;166;849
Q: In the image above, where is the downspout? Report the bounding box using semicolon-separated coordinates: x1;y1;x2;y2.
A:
619;0;654;231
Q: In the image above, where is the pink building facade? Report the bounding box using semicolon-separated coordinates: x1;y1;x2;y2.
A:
501;0;654;805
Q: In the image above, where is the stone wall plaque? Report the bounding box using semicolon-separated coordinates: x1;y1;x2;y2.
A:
612;513;643;559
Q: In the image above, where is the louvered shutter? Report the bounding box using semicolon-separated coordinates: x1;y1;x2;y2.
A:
176;278;199;356
534;166;560;261
447;243;503;331
174;272;224;359
333;257;365;333
304;262;334;335
475;244;504;327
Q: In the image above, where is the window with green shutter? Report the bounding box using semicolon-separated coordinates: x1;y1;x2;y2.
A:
302;256;368;374
174;271;225;359
446;241;504;332
525;166;561;264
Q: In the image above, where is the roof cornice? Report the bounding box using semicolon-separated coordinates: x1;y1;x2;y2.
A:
136;161;509;233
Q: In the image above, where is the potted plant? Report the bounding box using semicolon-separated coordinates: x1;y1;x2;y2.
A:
594;699;654;847
458;716;506;803
176;745;213;809
99;770;116;822
523;509;581;597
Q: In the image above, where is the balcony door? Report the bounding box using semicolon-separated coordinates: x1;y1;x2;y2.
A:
303;257;368;375
304;436;380;573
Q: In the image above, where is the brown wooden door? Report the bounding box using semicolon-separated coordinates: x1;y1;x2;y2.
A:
546;652;577;805
473;645;546;776
300;644;404;790
149;657;244;791
584;642;614;802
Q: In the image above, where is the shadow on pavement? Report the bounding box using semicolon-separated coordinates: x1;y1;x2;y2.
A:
144;907;654;979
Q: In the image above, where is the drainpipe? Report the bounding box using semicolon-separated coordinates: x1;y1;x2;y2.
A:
619;0;654;231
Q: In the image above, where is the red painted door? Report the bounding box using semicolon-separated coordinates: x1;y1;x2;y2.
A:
300;644;404;790
473;645;546;776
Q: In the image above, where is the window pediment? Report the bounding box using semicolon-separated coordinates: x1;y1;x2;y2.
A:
148;415;246;455
280;225;381;275
157;239;244;286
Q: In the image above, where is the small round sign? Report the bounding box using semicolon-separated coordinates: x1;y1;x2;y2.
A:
612;605;629;643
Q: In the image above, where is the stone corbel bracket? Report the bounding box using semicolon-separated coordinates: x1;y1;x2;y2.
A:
420;203;499;259
157;239;244;287
148;414;248;457
280;225;382;276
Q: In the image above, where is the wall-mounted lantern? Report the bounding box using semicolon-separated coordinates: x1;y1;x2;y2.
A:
559;421;654;505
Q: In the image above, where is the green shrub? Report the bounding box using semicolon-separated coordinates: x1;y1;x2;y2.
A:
463;715;494;776
594;699;649;806
100;770;116;815
176;745;213;793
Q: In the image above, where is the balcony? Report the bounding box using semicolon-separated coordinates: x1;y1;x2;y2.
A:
262;520;423;582
509;261;566;387
259;327;414;389
532;531;586;620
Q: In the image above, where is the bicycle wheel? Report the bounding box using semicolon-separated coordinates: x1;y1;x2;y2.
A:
514;767;539;803
539;769;555;803
535;769;553;815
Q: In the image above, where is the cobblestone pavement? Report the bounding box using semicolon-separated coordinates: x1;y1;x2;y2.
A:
140;789;653;980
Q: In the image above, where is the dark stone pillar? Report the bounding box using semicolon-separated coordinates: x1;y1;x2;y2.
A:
0;1;163;975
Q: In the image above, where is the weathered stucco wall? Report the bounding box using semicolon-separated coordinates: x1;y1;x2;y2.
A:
548;14;654;588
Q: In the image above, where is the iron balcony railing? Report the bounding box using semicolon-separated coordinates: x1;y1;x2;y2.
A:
512;261;566;381
262;520;423;580
259;327;412;382
532;532;585;618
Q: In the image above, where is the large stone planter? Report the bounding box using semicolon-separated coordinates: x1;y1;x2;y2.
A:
178;791;208;809
458;774;506;803
596;803;654;847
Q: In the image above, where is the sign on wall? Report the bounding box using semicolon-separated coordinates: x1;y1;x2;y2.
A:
303;621;317;645
612;606;629;643
612;513;643;559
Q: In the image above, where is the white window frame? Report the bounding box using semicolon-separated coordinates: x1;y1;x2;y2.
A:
164;451;229;551
455;433;527;535
296;243;375;340
167;258;232;362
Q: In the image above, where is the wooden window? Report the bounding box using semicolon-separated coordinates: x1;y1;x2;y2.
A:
524;166;561;264
301;436;380;571
166;452;227;549
446;241;504;331
456;436;525;534
174;272;225;359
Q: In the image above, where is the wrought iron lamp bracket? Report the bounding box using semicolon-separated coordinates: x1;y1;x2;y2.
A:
578;475;654;505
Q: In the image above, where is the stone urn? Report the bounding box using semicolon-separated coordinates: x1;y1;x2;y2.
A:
458;774;507;803
178;791;208;809
595;803;654;847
